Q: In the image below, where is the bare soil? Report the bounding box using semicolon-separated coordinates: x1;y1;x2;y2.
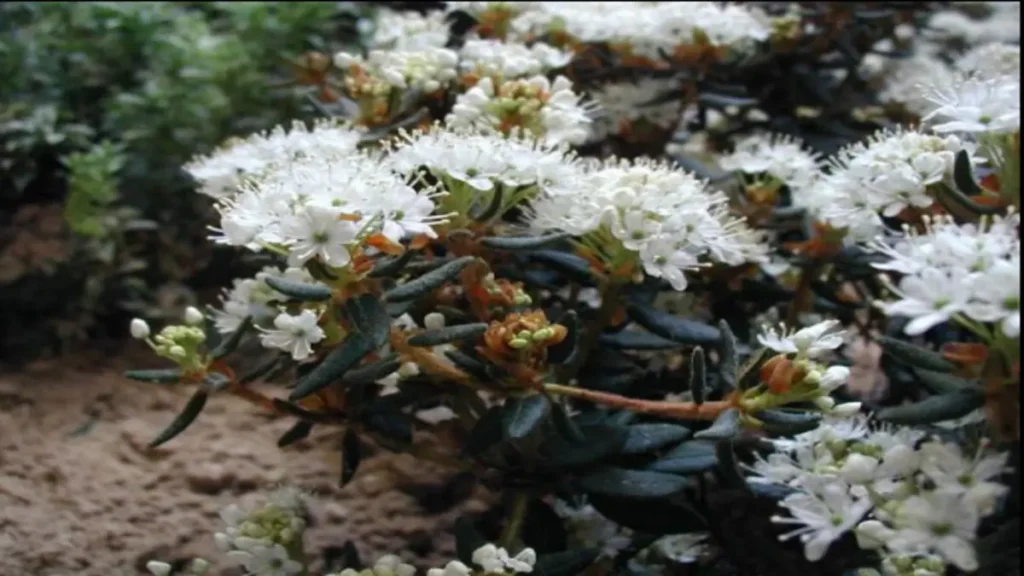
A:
0;345;490;576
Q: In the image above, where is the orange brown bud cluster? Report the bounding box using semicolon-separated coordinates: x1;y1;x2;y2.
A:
478;310;568;386
760;353;809;395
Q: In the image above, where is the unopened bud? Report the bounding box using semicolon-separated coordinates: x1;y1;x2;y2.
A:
184;306;205;326
130;318;151;340
423;312;446;331
398;362;420;379
508;338;530;349
146;561;173;576
168;345;188;360
840;453;879;484
813;395;835;411
188;558;211;575
533;327;555;341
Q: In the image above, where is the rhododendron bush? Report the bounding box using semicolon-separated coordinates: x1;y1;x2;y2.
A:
128;2;1019;576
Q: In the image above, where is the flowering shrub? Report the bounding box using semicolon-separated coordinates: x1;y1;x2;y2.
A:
128;2;1019;575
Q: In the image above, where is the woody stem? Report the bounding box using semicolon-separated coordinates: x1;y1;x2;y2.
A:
543;383;736;421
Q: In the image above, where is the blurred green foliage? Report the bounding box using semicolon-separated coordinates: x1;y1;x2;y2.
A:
0;1;369;363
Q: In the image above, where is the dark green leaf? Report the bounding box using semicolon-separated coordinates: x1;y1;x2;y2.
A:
344;353;401;385
470;186;504;222
579;466;688;499
210;316;252;360
627;303;720;345
502;394;552;440
341;428;361;485
238;355;282;385
263;275;333;301
599;330;682;350
530;250;594;284
649;440;718;474
455;516;489;565
756;409;822;435
369;249;415;278
737;348;767;390
588;494;706;535
202;371;232;392
533;548;600;576
694;408;741;440
953;149;984;197
408;323;488;347
622;424;692;455
289;333;375;401
344;294;391;348
717;320;739;390
384;256;477;302
123;368;182;383
444;349;502;382
715;440;748;491
690;347;707;405
699;92;759;108
912;367;976;394
540;423;629;469
547;310;578;365
150;389;207;448
876;389;986;425
551;402;586;443
272;399;339;423
481;233;570;251
523;499;569;554
464;406;506;456
365;410;413;445
277;420;314;447
877;336;955;372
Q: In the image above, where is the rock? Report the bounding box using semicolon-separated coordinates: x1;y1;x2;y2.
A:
185;463;235;495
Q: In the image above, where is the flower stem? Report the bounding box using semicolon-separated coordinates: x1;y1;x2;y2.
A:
560;279;624;381
499;491;530;549
544;383;737;420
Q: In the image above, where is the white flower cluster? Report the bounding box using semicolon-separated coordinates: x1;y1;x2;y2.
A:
955;42;1021;82
183;120;364;200
424;543;537;576
209;266;315;335
505;2;772;57
586;77;686;140
871;212;1021;337
369;9;452;51
811;128;977;241
552;500;634;559
447;74;594;146
214;487;308;576
331;555;417;576
924;4;1021;47
921;73;1021;136
527;157;768;291
876;53;957;117
458;38;573;82
334;47;460;94
718;132;823;191
748;414;1010;573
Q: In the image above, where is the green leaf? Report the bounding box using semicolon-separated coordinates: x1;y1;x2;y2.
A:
717;320;739;390
877;336;955;373
547;310;578;365
344;294;392;348
540;423;629;469
369;249;415;278
588;494;706;535
551;402;586;443
464;406;506;457
622;424;692;455
755;409;822;435
715;440;749;491
455;517;489;566
698;92;759;108
649;440;719;474
876;389;986;425
123;368;183;383
407;323;488;347
627;303;721;345
481;233;570;251
737;348;767;390
470;185;504;222
952;150;1000;211
599;330;683;350
263;275;333;301
690;347;707;405
383;256;477;302
344;353;401;385
341;428;361;486
912;367;976;394
694;408;741;440
530;250;594;284
277;420;314;447
579;466;688;499
289;333;375;401
272;399;338;423
364;410;413;445
533;549;600;576
445;349;503;382
523;498;569;554
150;389;207;448
238;355;282;385
502;394;552;440
210;316;252;360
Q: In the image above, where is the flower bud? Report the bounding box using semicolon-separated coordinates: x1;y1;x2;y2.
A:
881;444;919;478
423;312;446;331
130;318;151;340
188;558;211;575
840;453;880;484
398;362;421;379
184;306;205;326
508;338;530;349
832;402;862;417
146;561;172;576
814;396;836;411
168;345;188;360
855;520;894;550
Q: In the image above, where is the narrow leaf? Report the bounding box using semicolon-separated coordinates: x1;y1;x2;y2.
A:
263;275;333;301
369;249;415;278
408;323;488;347
344;353;402;385
878;336;955;372
277;420;314;447
579;466;688;499
455;517;489;565
694;408;741;440
627;303;721;345
622;423;692;455
124;368;183;384
953;149;985;197
238;355;282;385
876;390;985;425
444;349;501;382
599;330;682;350
912;367;976;394
540;423;629;469
551;402;586;443
365;410;413;445
715;440;749;491
547;310;578;365
464;406;506;457
210;316;252;360
344;294;391;348
588;494;706;534
502;395;552;440
690;347;707;405
150;389;208;448
755;409;822;435
470;186;504;222
529;250;594;284
481;233;570;251
649;440;719;474
717;320;739;390
384;256;477;302
533;549;600;576
289;334;375;400
341;428;361;485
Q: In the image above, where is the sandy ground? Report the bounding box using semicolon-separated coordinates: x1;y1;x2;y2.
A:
0;345;491;576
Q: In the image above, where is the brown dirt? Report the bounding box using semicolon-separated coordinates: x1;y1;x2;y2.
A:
0;345;491;576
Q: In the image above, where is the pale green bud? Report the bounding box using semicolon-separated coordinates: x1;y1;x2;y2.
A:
508;338;530;349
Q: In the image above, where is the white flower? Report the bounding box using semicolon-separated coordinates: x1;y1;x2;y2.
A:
184;306;205;326
757;319;846;360
840;453;880;485
888;491;980;572
651;532;710;564
337;47;459;93
146;561;173;576
918;440;1009;516
885;266;973;335
921;73;1021;135
876;53;956;117
472;544;536;573
458;38;573;81
281;204;358;267
956;43;1021;82
772;478;873;562
370;9;451;51
553;501;633;558
855;520;896;551
719;133;823;190
963;257;1021;337
231;543;303;576
259;310;326;361
130;318;151;340
426;561;472;576
371;555;417;576
586;77;686;140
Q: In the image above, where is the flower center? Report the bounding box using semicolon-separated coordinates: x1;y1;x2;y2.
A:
1004;296;1019;311
830;515;844;527
931;523;954;536
313;231;330;244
